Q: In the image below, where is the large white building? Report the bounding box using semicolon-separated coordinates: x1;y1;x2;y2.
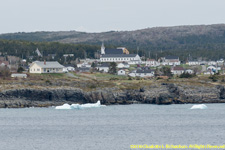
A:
161;56;180;66
100;43;141;64
29;61;64;73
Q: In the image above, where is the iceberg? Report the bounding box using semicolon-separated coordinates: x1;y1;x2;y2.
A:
55;101;106;110
55;103;72;110
190;104;208;109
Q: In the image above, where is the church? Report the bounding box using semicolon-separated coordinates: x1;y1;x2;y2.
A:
99;43;141;64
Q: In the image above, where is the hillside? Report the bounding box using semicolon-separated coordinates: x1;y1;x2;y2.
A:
1;24;225;60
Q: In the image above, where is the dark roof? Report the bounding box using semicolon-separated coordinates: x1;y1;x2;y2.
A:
97;63;109;67
105;49;123;54
77;67;90;71
136;69;153;73
101;54;137;58
173;66;184;70
165;56;179;59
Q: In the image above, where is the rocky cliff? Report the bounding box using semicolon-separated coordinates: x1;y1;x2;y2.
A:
0;83;225;108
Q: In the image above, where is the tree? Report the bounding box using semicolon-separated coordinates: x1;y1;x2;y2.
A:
160;66;172;77
108;62;117;74
17;67;25;73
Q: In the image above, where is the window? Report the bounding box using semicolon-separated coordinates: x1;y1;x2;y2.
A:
37;69;40;71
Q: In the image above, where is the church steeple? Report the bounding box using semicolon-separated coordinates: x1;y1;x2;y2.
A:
101;42;105;55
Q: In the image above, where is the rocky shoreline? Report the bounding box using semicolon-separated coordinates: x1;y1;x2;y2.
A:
0;83;225;108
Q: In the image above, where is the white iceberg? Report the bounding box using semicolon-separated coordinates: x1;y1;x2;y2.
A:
55;101;106;110
190;104;208;109
71;104;80;109
55;103;72;110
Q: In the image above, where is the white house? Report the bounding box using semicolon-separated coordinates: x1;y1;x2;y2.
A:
145;59;160;67
117;62;130;69
118;69;126;76
162;56;180;66
11;74;27;78
100;54;141;64
29;61;64;73
185;69;194;74
66;66;75;71
207;66;221;73
77;62;91;68
188;61;200;66
171;66;185;75
207;61;217;66
128;69;154;78
96;63;109;72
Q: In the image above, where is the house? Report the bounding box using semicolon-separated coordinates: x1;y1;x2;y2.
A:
188;61;200;66
117;62;130;69
207;66;220;73
11;73;27;78
100;54;141;64
29;61;64;73
66;66;75;72
162;56;180;66
76;67;90;73
171;66;185;75
100;43;141;64
185;69;194;74
96;63;109;72
145;59;160;67
207;61;217;66
63;65;75;73
77;62;91;68
63;54;74;57
118;69;126;76
128;69;154;78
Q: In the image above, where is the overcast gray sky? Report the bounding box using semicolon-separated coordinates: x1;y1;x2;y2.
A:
0;0;224;34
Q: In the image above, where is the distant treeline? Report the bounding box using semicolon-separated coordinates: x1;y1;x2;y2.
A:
0;39;100;63
1;35;225;62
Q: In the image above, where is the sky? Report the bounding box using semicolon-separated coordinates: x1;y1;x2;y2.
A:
0;0;225;34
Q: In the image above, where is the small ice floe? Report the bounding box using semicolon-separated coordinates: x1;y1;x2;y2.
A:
55;104;72;110
190;104;208;109
55;101;106;110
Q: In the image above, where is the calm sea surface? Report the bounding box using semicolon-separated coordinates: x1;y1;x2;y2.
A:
0;104;224;150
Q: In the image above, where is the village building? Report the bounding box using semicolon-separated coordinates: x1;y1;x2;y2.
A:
188;61;200;66
96;63;109;72
207;61;217;66
11;73;27;78
128;69;154;78
117;69;126;76
76;67;90;73
77;62;91;68
171;66;185;75
117;62;130;69
100;43;141;64
207;66;221;73
145;59;160;67
65;65;75;72
29;61;64;73
162;56;180;66
185;69;194;74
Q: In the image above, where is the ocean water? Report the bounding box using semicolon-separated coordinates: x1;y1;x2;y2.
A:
0;104;224;150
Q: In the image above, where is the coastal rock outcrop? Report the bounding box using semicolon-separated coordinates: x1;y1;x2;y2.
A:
0;83;225;108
